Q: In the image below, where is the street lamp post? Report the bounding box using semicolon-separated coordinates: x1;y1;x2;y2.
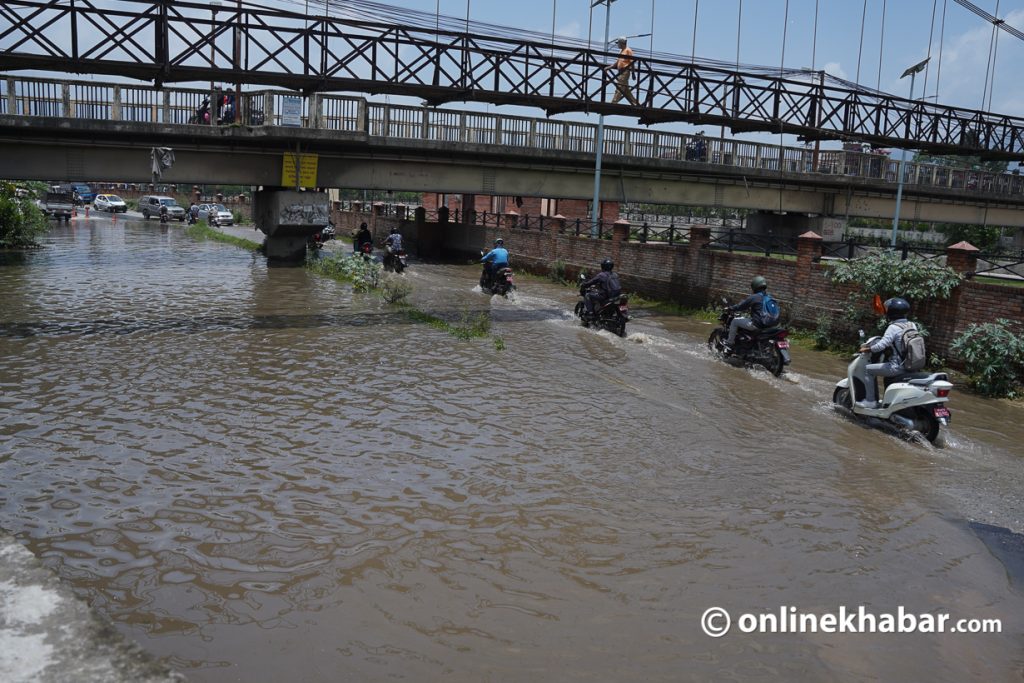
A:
890;56;930;248
591;0;616;236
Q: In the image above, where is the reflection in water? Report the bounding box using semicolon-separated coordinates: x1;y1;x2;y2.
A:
1;219;1023;682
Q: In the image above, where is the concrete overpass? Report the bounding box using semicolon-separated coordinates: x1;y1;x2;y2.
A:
2;77;1024;228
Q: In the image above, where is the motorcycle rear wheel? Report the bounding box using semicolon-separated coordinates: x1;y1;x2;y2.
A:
909;408;941;444
762;344;785;377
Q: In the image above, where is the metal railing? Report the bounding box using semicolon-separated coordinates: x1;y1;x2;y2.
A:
4;74;1024;200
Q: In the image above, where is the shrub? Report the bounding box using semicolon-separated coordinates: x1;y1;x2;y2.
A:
0;181;47;248
549;259;567;284
380;276;412;304
951;319;1024;398
827;250;962;302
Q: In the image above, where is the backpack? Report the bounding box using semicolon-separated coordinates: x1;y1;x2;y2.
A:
897;322;927;371
759;293;781;327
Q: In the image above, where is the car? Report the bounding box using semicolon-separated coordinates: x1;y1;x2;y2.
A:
93;194;127;213
197;203;234;226
139;195;186;221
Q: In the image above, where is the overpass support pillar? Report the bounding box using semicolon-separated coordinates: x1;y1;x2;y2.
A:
253;189;329;263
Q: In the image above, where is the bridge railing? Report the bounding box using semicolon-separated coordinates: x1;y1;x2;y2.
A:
4;74;1024;200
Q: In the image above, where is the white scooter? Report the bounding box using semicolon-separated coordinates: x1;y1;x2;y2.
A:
832;331;952;445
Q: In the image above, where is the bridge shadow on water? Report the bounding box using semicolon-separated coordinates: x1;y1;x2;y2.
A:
0;305;573;339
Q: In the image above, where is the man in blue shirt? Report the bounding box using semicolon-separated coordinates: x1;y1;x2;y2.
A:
480;238;510;288
856;297;918;408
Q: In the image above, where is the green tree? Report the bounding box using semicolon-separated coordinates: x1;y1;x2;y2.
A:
828;250;962;302
0;181;48;248
934;223;1002;251
913;152;1009;174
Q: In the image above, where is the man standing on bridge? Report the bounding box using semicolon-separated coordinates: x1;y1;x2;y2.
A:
606;37;640;107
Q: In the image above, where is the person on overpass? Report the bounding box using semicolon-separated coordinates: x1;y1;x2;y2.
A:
480;237;510;289
606;37;640;106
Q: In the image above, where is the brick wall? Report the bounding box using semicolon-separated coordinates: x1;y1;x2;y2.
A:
332;209;1024;361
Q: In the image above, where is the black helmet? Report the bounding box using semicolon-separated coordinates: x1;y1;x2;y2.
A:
751;275;767;292
601;258;614;272
389;227;398;235
494;237;504;247
360;222;368;230
884;297;911;320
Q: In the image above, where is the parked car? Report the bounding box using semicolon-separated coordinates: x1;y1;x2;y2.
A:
139;195;186;221
198;203;234;226
93;194;127;213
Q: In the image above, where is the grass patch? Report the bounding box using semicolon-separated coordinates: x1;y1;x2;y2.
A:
401;307;491;339
185;221;262;251
973;275;1024;289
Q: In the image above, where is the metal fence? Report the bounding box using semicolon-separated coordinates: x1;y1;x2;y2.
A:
5;75;1024;200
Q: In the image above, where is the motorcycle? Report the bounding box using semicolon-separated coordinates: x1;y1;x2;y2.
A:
574;274;629;337
320;223;336;242
188;97;211;125
307;224;335;251
481;266;516;296
383;247;407;274
832;330;952;445
707;300;791;376
479;253;516;296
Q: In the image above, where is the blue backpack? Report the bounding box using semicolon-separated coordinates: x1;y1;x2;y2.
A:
759;293;781;327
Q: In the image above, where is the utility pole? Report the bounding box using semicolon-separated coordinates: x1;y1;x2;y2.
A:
891;57;930;247
590;0;617;236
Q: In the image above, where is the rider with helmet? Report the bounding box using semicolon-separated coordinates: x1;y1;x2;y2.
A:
855;297;918;408
383;227;403;268
724;275;778;351
580;258;622;319
480;237;510;288
354;222;373;254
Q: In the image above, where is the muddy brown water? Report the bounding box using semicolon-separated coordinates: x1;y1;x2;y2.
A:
1;217;1023;681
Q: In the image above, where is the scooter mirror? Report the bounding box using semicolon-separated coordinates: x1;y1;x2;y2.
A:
858;329;865;339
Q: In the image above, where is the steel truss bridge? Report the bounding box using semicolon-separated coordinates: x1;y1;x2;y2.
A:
1;0;1023;160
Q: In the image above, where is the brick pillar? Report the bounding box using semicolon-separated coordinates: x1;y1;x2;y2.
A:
683;225;712;305
794;231;823;310
612;219;630;242
946;240;979;275
438;206;449;223
396;204;407;221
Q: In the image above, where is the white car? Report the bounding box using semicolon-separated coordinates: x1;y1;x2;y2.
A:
93;194;127;213
198;203;234;226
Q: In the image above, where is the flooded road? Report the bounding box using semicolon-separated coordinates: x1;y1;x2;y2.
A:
1;216;1023;681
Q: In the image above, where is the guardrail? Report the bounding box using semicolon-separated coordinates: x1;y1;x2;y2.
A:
4;75;1024;200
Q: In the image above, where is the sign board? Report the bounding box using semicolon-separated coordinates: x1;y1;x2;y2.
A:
819;217;847;241
281;153;319;188
281;96;303;127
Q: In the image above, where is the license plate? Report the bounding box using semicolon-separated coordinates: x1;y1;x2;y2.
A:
933;406;951;420
776;340;790;349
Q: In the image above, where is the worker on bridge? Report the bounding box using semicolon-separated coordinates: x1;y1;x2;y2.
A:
606;37;640;107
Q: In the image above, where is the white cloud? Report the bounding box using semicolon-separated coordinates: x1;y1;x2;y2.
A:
822;61;847;81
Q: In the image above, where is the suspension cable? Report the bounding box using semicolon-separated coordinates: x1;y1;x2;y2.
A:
855;0;868;85
935;0;947;101
981;0;1000;110
811;0;819;71
922;0;938;97
691;0;700;62
780;0;789;74
876;0;886;91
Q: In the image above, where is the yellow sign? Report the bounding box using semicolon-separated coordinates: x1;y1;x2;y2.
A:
281;153;319;188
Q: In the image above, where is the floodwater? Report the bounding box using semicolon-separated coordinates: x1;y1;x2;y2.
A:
1;216;1023;682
